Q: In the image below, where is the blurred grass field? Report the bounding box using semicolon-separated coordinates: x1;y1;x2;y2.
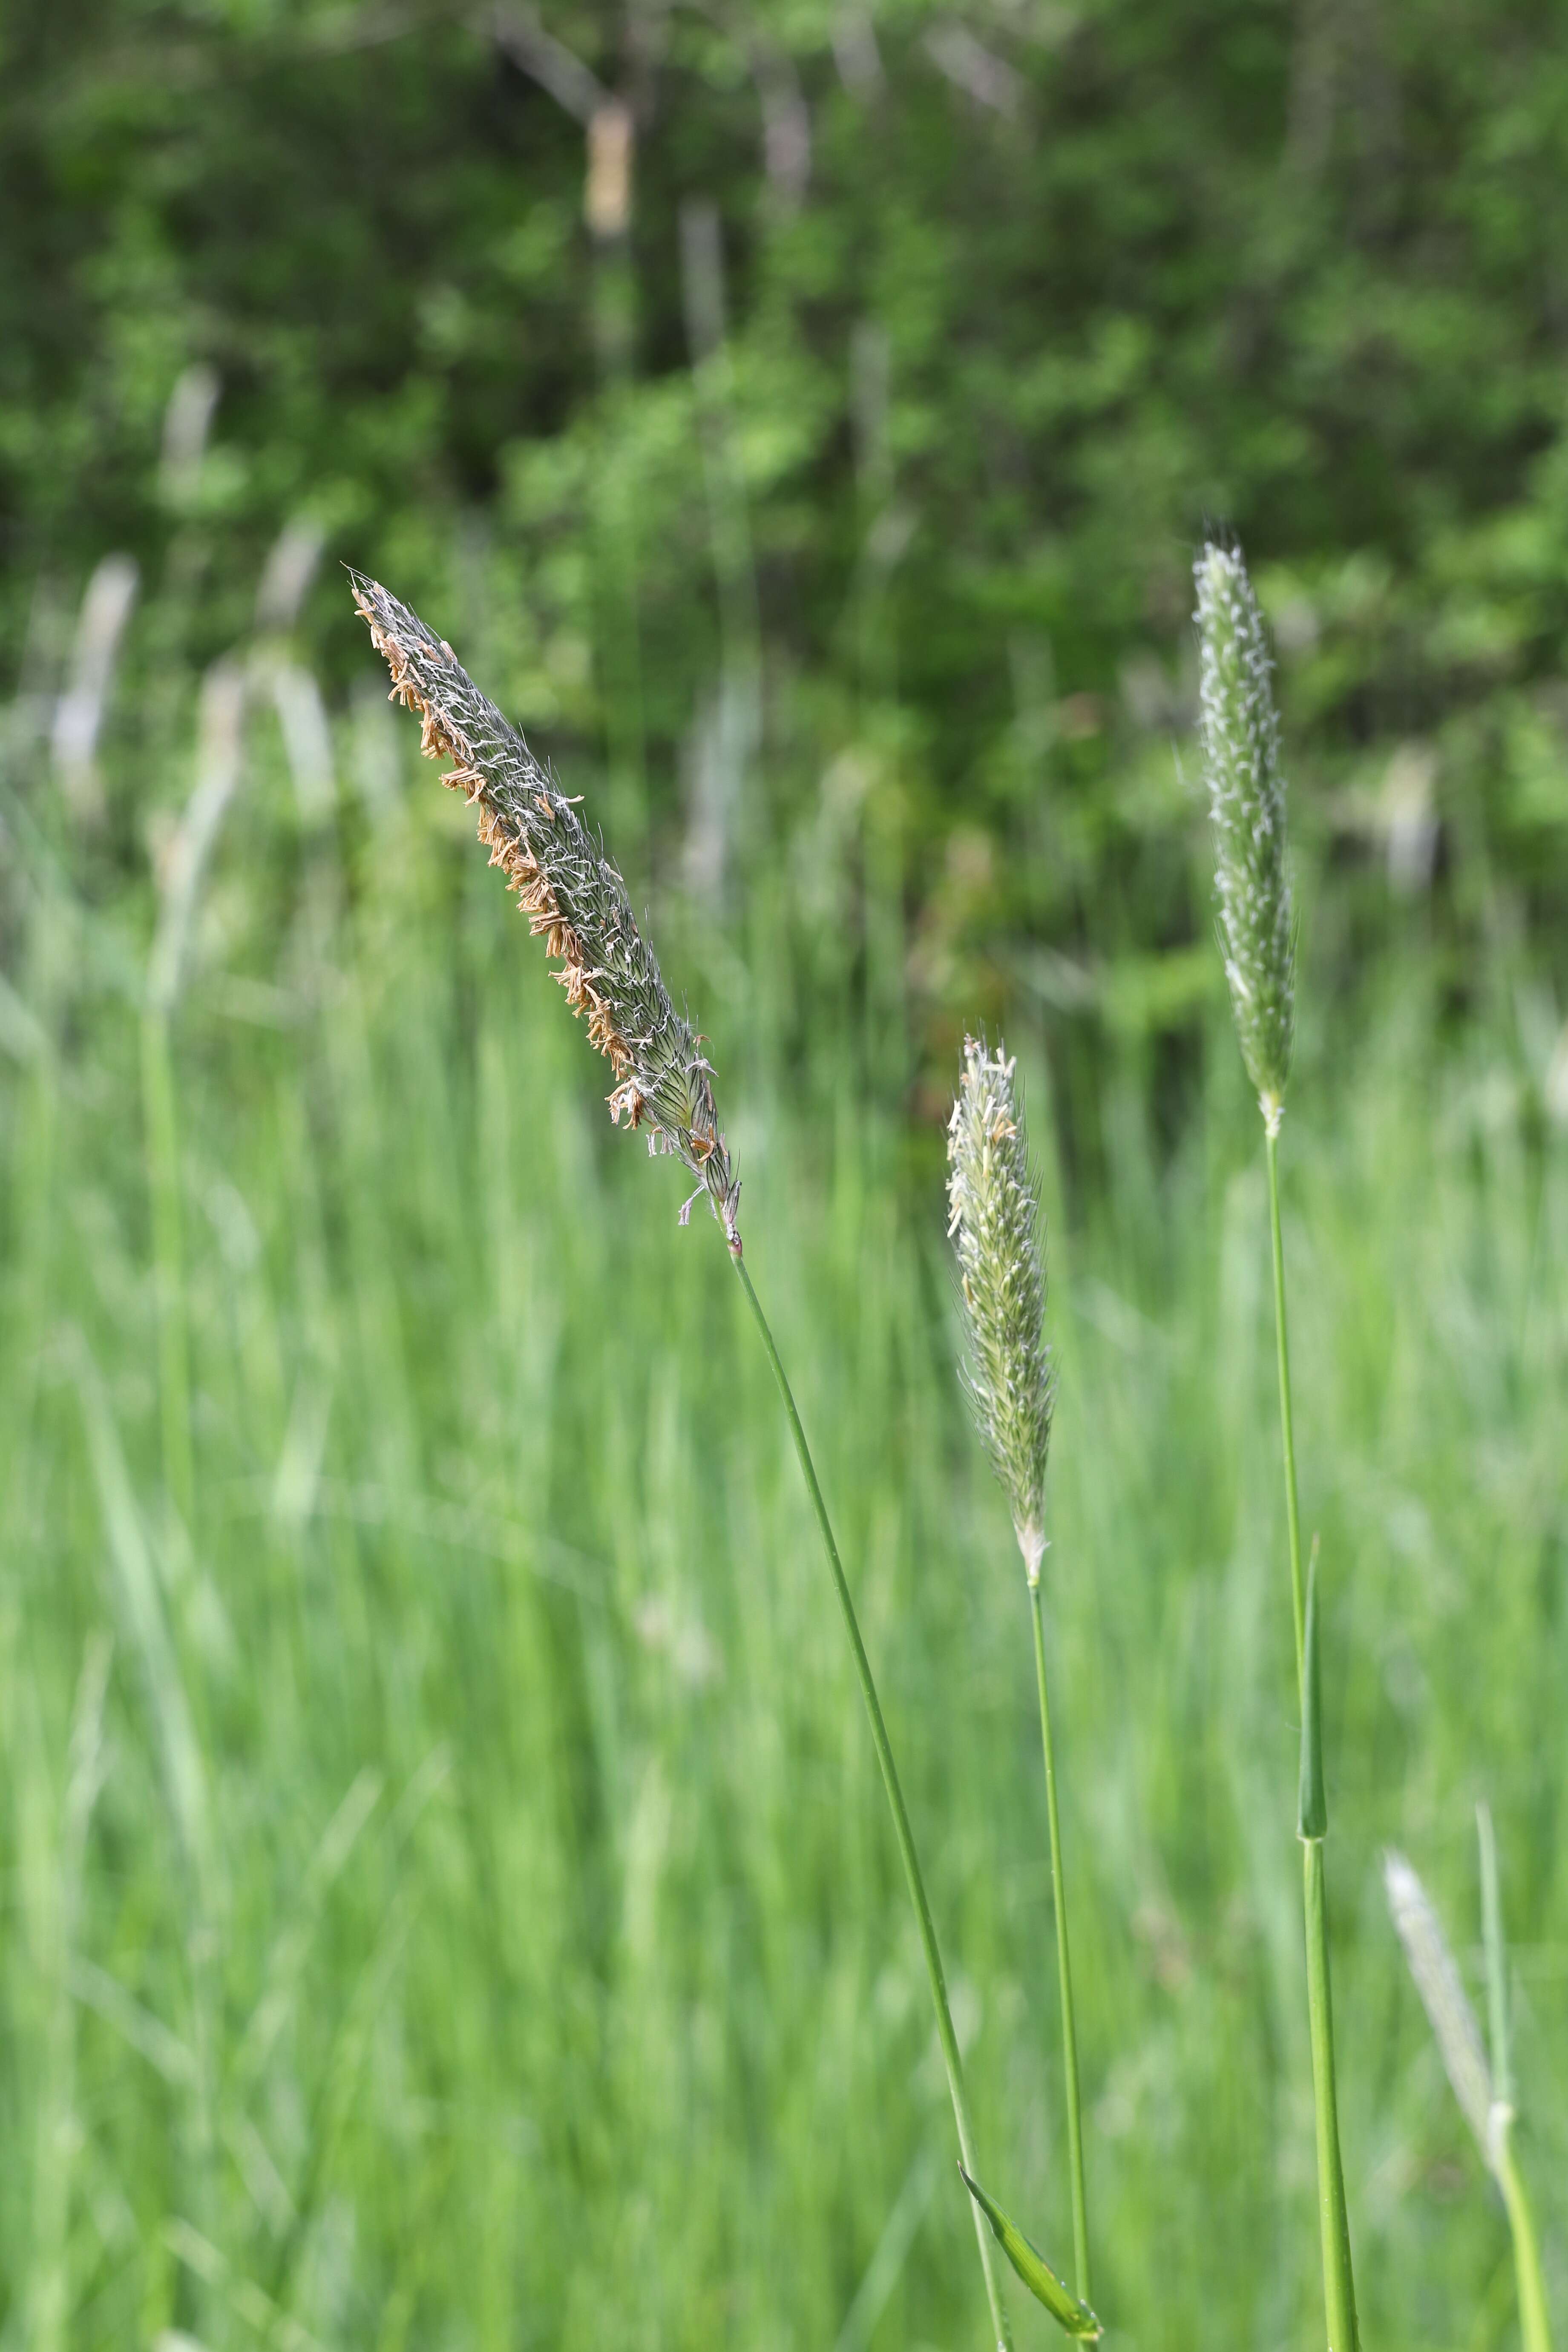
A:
1;577;1564;2351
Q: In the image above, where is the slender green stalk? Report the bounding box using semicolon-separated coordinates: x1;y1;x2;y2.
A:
1494;2116;1553;2352
1266;1122;1359;2352
733;1250;1014;2350
1029;1578;1089;2304
1266;1124;1306;1677
1302;1840;1358;2351
141;1004;194;1527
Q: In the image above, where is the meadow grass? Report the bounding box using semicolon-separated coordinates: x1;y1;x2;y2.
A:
1;650;1565;2349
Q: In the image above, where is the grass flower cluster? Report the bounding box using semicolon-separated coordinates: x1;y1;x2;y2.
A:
946;1038;1052;1582
1195;543;1295;1124
946;1038;1093;2321
351;572;742;1246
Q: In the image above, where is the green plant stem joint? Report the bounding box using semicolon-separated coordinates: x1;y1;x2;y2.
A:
1296;1501;1360;2352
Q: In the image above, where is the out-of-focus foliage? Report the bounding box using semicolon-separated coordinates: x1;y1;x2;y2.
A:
6;0;1568;1072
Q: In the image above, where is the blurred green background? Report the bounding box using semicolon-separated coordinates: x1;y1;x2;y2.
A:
3;3;1567;2346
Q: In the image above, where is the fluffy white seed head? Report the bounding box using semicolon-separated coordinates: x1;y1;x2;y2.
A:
1384;1848;1498;2169
947;1038;1052;1581
1194;543;1295;1122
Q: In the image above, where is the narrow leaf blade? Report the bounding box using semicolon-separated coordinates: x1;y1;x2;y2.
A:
1297;1535;1327;1840
958;2168;1101;2340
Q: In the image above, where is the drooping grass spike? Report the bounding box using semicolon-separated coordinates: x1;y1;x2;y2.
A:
350;571;741;1248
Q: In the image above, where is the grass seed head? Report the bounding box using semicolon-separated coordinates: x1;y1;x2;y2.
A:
351;571;741;1249
1383;1848;1498;2167
1194;542;1295;1125
947;1036;1052;1581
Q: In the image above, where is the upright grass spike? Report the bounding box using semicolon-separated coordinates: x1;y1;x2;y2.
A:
1193;541;1359;2352
946;1038;1091;2309
1384;1834;1554;2352
355;574;1025;2349
946;1039;1052;1578
1194;542;1294;1126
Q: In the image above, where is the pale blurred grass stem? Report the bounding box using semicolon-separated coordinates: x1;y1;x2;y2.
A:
142;659;246;1525
141;1009;193;1526
1385;1829;1553;2352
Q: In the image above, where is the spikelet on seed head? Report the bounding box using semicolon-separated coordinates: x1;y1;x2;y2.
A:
1194;543;1295;1127
1383;1849;1502;2171
947;1038;1053;1583
350;572;741;1249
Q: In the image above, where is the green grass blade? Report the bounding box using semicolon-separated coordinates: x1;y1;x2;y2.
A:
959;2168;1102;2340
1297;1537;1326;1841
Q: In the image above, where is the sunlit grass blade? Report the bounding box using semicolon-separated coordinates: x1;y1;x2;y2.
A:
958;2168;1101;2340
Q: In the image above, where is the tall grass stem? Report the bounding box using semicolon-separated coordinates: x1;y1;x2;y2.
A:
1029;1578;1089;2303
1265;1124;1306;1676
1266;1125;1359;2351
1302;1839;1358;2351
733;1250;1015;2349
1494;2117;1553;2352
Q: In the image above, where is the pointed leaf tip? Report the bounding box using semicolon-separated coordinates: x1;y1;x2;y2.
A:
958;2166;1102;2340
